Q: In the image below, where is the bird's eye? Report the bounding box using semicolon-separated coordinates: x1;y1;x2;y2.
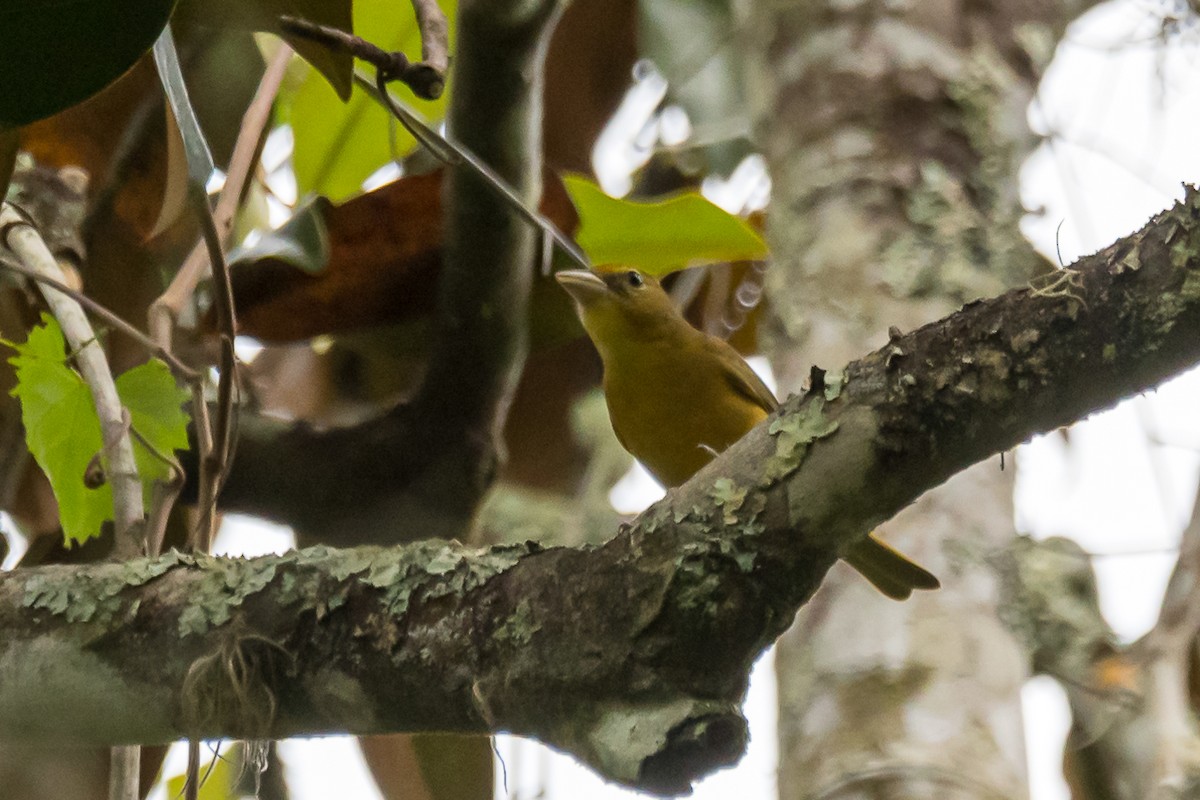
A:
626;271;644;288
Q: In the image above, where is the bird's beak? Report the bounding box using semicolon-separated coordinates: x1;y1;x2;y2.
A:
555;270;608;306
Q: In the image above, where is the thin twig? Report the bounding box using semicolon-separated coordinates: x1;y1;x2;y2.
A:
409;0;451;77
279;15;446;100
190;185;236;554
186;739;200;800
356;69;589;270
148;46;289;552
0;256;199;383
109;748;140;800
3;203;156;793
149;44;292;348
0;203;146;558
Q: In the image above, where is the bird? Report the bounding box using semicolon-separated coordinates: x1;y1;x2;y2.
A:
555;266;939;600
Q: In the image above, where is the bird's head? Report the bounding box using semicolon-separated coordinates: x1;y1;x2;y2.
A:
554;267;683;348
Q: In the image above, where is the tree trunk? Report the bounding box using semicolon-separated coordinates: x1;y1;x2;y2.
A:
742;0;1098;796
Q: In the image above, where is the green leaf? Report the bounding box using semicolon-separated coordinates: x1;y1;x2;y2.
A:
165;751;236;800
563;174;767;276
173;0;354;99
116;359;192;485
0;0;177;126
6;316;192;544
288;0;457;201
7;317;110;543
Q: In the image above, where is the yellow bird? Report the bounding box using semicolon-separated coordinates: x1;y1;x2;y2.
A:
556;267;939;600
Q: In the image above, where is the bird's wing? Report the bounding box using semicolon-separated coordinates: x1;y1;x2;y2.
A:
708;337;779;413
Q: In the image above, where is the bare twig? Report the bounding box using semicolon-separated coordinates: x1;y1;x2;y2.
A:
187;187;235;555
278;14;585;270
148;45;289;553
0;256;199;383
3;203;153;796
109;749;140;800
0;203;146;558
356;69;589;270
409;0;451;77
279;15;446;100
149;44;292;348
185;739;200;800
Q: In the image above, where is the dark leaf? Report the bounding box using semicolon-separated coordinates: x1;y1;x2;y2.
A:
0;0;177;125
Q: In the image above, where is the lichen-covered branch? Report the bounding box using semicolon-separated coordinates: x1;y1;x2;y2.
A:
34;189;1200;793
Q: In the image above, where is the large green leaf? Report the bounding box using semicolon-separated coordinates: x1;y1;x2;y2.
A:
0;0;177;125
288;0;456;201
5;316;191;544
5;317;107;541
116;358;192;486
173;0;354;98
563;174;767;275
165;751;236;800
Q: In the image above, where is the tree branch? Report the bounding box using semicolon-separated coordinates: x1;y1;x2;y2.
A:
1141;478;1200;795
182;0;570;547
10;189;1200;793
0;203;146;559
277;17;439;100
407;0;567;473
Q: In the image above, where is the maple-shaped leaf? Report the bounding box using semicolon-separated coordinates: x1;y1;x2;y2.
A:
116;357;191;485
6;315;107;541
563;174;767;275
5;315;191;544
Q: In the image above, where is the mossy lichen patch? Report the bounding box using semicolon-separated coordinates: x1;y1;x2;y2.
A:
822;371;846;402
763;398;839;484
708;479;747;525
22;550;187;630
495;599;539;647
20;540;540;640
357;540;539;620
177;554;281;637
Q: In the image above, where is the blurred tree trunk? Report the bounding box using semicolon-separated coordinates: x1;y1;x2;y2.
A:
741;0;1098;796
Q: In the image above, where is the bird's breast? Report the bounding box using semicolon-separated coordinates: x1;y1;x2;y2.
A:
603;349;768;488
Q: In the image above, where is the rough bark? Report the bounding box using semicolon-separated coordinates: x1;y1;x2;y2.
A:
742;0;1098;795
3;191;1200;794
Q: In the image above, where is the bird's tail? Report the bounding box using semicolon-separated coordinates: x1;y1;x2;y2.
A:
842;535;940;600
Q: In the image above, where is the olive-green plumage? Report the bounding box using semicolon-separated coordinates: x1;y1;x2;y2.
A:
556;267;939;600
